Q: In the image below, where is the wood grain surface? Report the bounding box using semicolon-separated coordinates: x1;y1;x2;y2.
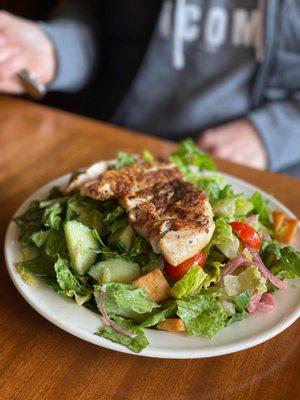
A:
0;96;299;400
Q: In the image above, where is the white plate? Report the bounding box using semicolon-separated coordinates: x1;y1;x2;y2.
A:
4;172;300;359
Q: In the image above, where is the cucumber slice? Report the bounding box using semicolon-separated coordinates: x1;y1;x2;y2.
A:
88;257;140;283
64;220;99;275
88;261;107;281
108;225;135;252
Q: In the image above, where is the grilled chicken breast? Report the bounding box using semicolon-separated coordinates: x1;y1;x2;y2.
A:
126;179;214;265
74;159;215;266
80;161;183;201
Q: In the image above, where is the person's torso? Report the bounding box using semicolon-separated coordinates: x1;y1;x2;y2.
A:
94;0;300;137
108;0;260;138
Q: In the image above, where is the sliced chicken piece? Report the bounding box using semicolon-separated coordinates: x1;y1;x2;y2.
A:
76;158;214;265
81;161;183;201
127;180;215;266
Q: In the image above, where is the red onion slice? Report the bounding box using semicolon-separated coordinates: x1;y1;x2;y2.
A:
221;255;250;276
247;293;262;313
249;249;288;290
262;231;272;242
247;214;259;226
97;287;135;339
257;293;276;312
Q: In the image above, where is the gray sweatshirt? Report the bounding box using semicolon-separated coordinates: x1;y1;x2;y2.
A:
40;0;300;172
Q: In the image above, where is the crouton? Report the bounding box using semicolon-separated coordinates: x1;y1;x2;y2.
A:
132;269;170;302
272;211;285;230
272;211;298;243
276;218;298;244
157;318;186;332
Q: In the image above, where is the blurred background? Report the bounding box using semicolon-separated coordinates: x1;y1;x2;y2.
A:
0;1;300;177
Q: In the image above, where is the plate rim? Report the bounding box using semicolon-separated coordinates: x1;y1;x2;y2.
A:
4;171;300;359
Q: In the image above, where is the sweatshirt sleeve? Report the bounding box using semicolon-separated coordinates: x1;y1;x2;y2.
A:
247;98;300;171
38;0;100;93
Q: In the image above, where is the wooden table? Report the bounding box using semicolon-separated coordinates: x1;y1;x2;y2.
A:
0;96;299;400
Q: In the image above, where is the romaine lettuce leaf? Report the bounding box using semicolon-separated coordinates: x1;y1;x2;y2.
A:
171;265;208;299
30;230;50;248
233;289;251;312
226;310;248;325
94;283;159;320
44;229;68;259
65;290;91;306
142;149;155;161
54;257;85;293
115;152;136;169
14;200;44;245
77;209;104;230
205;218;239;259
43;202;63;230
250;192;271;225
197;178;221;203
213;195;253;220
203;261;223;288
16;264;37;286
103;206;124;224
261;241;300;279
18;253;55;277
223;266;267;297
176;294;227;338
96;316;148;353
170;139;216;182
139;302;177;328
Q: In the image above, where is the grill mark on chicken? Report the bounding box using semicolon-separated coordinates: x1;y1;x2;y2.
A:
128;179;212;241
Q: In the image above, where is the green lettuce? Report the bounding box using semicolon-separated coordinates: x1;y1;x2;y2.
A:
30;230;50;247
115;152;136;169
77;209;105;231
171;265;208;299
197;178;222;203
142;149;155;161
233;289;251;312
261;241;300;280
226;310;249;326
44;229;68;259
54;257;86;294
223;266;267;297
213;195;253;220
17;253;55;277
14;200;44;245
176;294;227;338
203;261;223;288
94;283;159;320
96;316;148;353
250;192;271;225
42;202;63;230
206;218;239;259
139;302;177;328
103;206;124;224
170;139;216;181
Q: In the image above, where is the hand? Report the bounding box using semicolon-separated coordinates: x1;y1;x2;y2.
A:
0;10;56;94
197;119;268;170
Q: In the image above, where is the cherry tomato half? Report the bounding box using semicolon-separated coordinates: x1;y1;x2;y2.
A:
165;251;207;281
230;221;261;250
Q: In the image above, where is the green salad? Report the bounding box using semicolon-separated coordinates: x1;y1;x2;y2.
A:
14;140;300;353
